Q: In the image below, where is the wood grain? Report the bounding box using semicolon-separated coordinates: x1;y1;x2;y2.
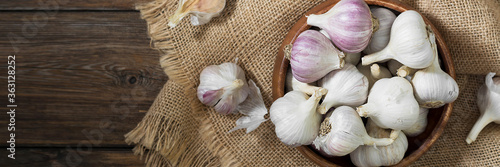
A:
0;148;144;166
0;0;152;10
0;12;167;146
273;0;454;166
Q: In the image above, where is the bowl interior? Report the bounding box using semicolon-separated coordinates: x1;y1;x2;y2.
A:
272;0;454;166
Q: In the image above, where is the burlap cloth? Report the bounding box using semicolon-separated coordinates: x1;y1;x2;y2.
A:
124;0;500;166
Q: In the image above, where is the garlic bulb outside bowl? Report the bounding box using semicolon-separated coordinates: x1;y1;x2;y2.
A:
273;0;455;166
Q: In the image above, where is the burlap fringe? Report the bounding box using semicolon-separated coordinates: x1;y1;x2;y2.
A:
125;0;240;166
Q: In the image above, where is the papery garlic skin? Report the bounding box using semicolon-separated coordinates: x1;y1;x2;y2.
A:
318;64;369;114
197;62;249;115
320;29;362;65
466;73;500;144
362;10;435;69
363;7;397;54
412;46;459;108
357;77;419;130
307;0;373;53
402;107;429;137
291;30;345;83
270;90;324;147
229;80;268;133
351;119;408;167
313;106;395;156
168;0;226;27
285;68;326;95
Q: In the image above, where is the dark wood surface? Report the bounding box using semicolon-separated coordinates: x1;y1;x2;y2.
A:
273;0;454;166
1;1;165;166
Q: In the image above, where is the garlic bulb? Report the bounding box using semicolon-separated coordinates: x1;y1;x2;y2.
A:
350;119;408;167
317;64;369;114
229;80;268;133
357;77;419;130
270;89;325;147
370;64;391;80
291;30;345;83
313;106;396;156
411;45;459;108
362;10;435;69
285;68;326;95
402;107;429;137
168;0;226;27
197;62;249;115
363;7;397;54
307;0;373;53
387;60;403;76
466;72;500;144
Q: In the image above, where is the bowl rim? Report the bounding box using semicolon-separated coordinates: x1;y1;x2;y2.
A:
271;0;455;166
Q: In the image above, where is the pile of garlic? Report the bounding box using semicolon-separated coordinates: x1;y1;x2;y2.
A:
271;0;459;166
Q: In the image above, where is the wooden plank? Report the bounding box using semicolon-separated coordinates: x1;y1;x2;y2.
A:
0;12;167;146
0;0;152;10
0;148;145;167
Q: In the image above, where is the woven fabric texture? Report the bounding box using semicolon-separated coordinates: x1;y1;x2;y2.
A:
125;0;500;166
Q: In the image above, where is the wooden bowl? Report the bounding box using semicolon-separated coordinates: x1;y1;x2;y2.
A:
272;0;454;166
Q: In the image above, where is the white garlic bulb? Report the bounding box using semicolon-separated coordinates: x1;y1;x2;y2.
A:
270;89;325;147
317;64;369;114
168;0;226;27
197;62;249;115
229;80;268;133
402;107;429;137
411;45;459;108
362;10;435;69
285;68;326;95
370;64;391;80
357;77;419;130
387;60;403;76
466;72;500;144
350;119;408;167
363;7;397;54
313;106;396;156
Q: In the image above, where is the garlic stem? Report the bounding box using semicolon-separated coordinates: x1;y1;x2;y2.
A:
371;64;391;79
466;113;493;144
361;49;392;66
397;65;417;77
356;103;376;117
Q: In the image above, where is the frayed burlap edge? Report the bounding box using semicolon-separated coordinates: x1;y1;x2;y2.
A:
125;0;241;166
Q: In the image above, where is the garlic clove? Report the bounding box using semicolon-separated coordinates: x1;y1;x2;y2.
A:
466;73;500;144
402;107;429;137
356;77;419;130
168;0;226;27
362;10;435;69
307;0;373;53
290;30;345;83
317;63;369;114
363;7;397;55
350;119;408;167
270;90;323;147
313;106;395;157
229;80;268;133
370;63;391;80
285;68;327;96
197;62;249;115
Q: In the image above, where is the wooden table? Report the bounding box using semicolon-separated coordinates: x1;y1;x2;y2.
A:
0;1;164;166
